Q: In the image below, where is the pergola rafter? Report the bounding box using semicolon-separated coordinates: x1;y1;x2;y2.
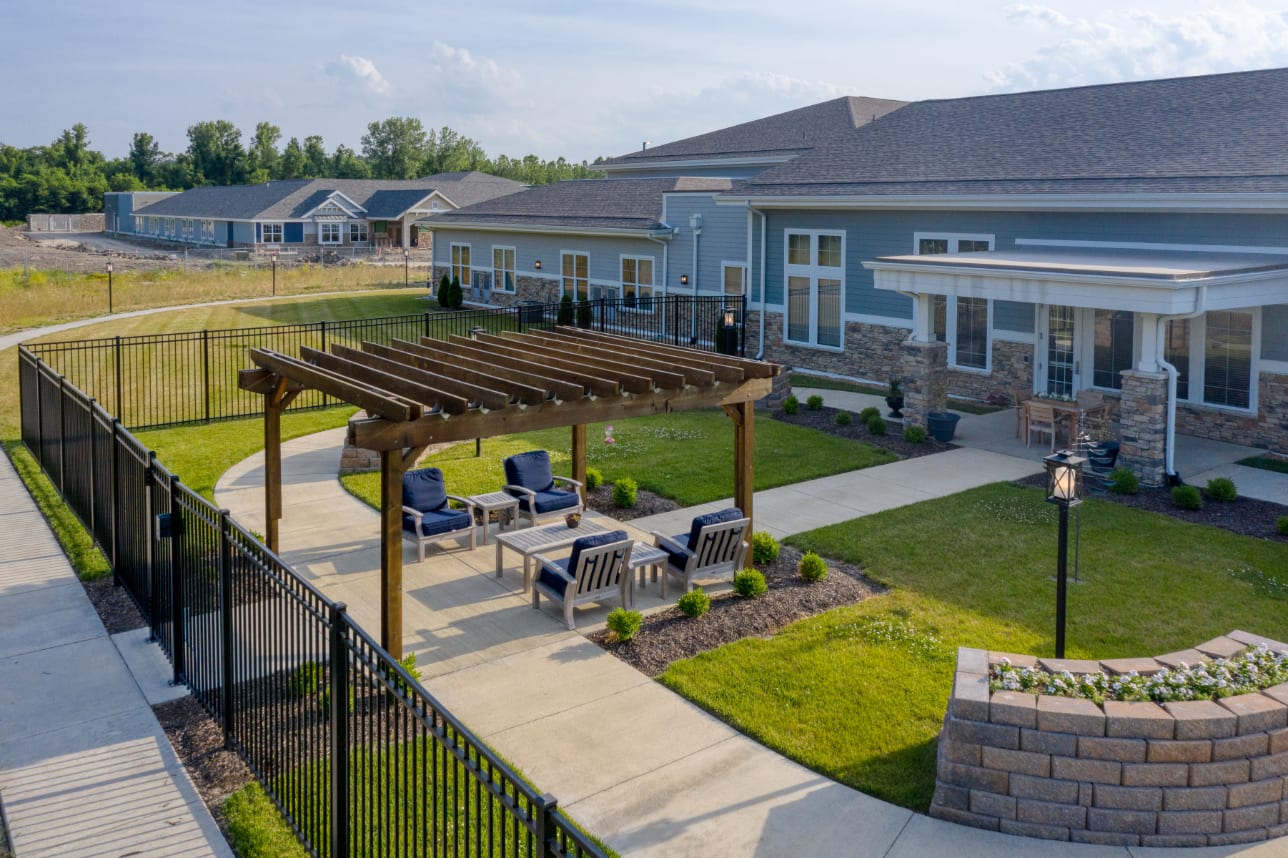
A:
239;326;780;657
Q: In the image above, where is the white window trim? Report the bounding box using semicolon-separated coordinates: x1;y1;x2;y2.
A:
319;222;342;245
561;250;590;300
349;221;369;244
912;232;995;254
492;245;516;293
917;232;996;371
783;229;846;351
450;242;472;285
1181;309;1261;415
620;253;656;311
262;222;283;243
721;261;747;296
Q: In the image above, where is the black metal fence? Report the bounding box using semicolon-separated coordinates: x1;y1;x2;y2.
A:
26;295;746;430
18;346;606;858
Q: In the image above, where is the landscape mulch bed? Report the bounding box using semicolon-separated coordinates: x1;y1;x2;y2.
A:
588;545;884;677
83;577;147;634
771;404;952;459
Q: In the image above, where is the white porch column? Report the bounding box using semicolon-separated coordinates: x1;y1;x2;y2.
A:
1136;312;1162;371
401;219;410;250
911;293;935;343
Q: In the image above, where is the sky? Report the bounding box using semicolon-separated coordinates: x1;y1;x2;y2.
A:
7;1;1288;164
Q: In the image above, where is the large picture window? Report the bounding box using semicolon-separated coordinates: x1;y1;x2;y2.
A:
262;223;283;243
562;252;588;300
349;222;368;244
1093;310;1134;389
621;255;654;309
492;246;515;293
319;223;341;244
1204;310;1253;409
918;233;994;370
784;231;843;349
450;243;471;287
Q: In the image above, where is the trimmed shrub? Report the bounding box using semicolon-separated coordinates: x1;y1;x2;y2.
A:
751;530;780;565
389;652;421;699
733;568;768;598
576;298;592;328
834;411;852;426
1278;516;1288;536
806;394;824;411
1108;467;1139;495
289;661;323;697
798;551;828;582
783;395;799;415
867;415;887;435
1204;477;1237;502
448;276;463;310
557;294;574;325
1172;484;1203;510
437;273;451;309
903;425;927;443
584;467;604;491
858;406;880;424
606;607;643;642
677;588;711;617
612;477;638;508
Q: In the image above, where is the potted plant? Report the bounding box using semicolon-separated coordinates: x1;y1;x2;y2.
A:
885;378;904;418
926;380;960;442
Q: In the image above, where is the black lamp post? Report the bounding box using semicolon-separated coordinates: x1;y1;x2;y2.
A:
721;306;737;355
271;253;278;296
106;260;113;314
1044;450;1085;659
404;249;410;288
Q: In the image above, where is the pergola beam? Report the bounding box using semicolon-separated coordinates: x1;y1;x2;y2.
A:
247;348;419;422
377;340;549;405
558;327;777;378
443;336;620;398
300;347;471;415
492;331;687;390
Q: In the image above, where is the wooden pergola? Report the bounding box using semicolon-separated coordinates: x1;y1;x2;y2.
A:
239;326;780;657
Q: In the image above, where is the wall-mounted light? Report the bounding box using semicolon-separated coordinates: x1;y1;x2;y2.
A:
534;259;542;270
680;274;689;286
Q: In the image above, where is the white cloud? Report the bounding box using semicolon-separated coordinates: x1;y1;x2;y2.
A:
988;3;1288;91
426;41;522;112
325;54;392;96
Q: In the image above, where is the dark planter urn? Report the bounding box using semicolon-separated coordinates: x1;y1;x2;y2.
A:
885;396;905;418
926;411;960;443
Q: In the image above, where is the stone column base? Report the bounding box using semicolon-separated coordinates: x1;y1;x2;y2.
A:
339;443;380;474
899;339;948;428
1118;369;1168;487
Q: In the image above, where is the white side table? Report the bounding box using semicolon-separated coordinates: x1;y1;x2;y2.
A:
626;542;669;605
468;492;520;544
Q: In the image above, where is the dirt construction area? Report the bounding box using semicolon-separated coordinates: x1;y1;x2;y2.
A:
0;224;206;274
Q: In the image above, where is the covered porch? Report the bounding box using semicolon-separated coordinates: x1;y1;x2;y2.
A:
866;245;1288;485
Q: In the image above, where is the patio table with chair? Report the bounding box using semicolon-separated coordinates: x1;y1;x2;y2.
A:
1021;393;1117;451
494;518;609;591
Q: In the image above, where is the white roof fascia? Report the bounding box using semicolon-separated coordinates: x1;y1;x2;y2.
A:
416;221;672;239
716;192;1288;214
299;191;365;219
600;154;797;174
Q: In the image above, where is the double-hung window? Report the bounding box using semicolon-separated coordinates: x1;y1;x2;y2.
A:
621;256;654;310
1165;311;1256;411
918;233;993;370
1092;310;1134;390
262;223;283;243
319;223;341;244
349;222;368;244
492;246;516;293
784;231;844;348
451;243;471;286
562;252;589;300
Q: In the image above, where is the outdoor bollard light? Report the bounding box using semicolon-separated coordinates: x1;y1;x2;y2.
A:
106;260;113;314
1044;450;1085;659
722;307;737;355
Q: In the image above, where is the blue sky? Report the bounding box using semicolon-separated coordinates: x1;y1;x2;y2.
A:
7;1;1288;163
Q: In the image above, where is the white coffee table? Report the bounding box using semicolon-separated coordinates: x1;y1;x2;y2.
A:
494;518;608;591
626;542;670;605
468;491;520;544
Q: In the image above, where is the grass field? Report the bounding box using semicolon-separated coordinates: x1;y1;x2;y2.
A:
660;482;1288;811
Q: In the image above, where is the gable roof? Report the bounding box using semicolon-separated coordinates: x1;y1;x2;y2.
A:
598;96;907;172
135;172;526;221
431;177;732;234
729;67;1288;201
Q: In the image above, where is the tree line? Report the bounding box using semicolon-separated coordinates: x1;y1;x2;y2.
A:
0;118;605;221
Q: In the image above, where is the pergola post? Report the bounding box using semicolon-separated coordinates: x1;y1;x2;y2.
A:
380;449;404;659
723;401;754;528
570;424;587;500
263;384;285;553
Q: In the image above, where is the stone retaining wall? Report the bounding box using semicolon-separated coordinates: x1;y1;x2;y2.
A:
932;631;1288;847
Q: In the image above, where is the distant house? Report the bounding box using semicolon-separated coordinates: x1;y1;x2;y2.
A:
105;172;525;252
426;97;906;306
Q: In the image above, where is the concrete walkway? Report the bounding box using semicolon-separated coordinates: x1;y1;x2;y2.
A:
0;449;231;858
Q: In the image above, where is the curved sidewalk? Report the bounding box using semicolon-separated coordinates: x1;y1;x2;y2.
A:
213;428;1259;857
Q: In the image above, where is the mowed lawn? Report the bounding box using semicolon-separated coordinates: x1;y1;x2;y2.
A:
660;482;1288;811
341;410;898;508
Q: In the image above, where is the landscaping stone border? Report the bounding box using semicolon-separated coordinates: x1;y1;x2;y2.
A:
931;630;1288;846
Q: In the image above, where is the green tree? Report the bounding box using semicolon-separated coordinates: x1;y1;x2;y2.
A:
330;144;370;178
303;135;328;177
128;132;161;183
186;120;247;185
278;137;307;180
361;117;429;179
248;121;281;181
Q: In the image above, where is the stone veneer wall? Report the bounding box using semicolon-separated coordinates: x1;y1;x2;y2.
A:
932;630;1288;847
1175;372;1288;452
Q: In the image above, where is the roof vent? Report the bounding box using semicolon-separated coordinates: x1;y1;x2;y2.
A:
642;141;650;151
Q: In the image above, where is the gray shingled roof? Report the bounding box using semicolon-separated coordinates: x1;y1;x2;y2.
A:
732;68;1288;198
135;172;525;220
435;177;732;232
599;96;907;168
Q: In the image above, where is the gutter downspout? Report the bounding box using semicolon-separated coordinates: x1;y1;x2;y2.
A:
1156;285;1208;482
646;229;672;338
688;214;701;343
748;204;768;359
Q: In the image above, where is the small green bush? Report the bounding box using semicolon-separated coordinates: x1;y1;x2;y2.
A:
798;551;828;583
437;274;451;309
677;588;711;617
806;394;824;411
289;661;323;697
1171;484;1203;511
1278;516;1288;536
606;607;643;642
585;467;604;491
319;686;355;716
733;568;768;598
1204;477;1237;502
576;298;592;328
1108;467;1139;495
903;425;927;443
389;652;422;699
834;411;852;426
867;415;887;435
557;294;574;325
613;477;638;508
751;530;780;565
858;406;880;424
783;395;799;415
449;276;463;310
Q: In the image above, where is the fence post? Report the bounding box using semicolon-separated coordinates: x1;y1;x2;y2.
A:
202;330;211;423
144;452;158;642
110;419;121;586
329;602;351;858
170;477;186;687
219;509;234;749
535;793;558;857
740;295;748;357
424;311;431;339
87;398;97;538
114;336;123;423
320;320;329;409
672;298;679;346
57;376;67;494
